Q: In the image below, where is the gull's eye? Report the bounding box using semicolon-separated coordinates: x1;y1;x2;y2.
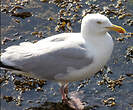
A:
97;21;102;24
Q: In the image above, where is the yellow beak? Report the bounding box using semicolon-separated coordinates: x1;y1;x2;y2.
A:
106;25;126;33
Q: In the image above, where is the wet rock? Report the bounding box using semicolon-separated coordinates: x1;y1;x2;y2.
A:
26;102;75;110
9;6;23;13
13;77;46;93
118;13;132;19
16;95;23;106
14;19;21;23
27;100;33;103
14;80;21;85
125;73;133;78
116;37;125;41
97;74;125;91
36;100;41;104
103;97;116;107
48;16;54;21
13;32;20;36
84;105;99;110
55;17;72;32
0;77;6;85
1;8;9;13
35;87;43;92
106;67;113;74
125;19;133;26
3;96;13;102
125;46;133;63
40;0;48;2
11;12;32;19
120;33;133;38
31;31;43;38
2;37;13;45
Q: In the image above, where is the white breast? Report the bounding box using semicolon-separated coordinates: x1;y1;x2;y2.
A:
87;33;114;74
59;33;114;82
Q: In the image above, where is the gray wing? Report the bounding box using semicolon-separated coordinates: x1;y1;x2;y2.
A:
15;44;93;80
2;45;93;81
1;33;93;80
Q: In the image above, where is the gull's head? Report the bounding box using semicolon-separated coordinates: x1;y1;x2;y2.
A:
81;14;126;36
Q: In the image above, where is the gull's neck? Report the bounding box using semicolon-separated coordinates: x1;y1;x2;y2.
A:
82;32;107;47
82;32;114;58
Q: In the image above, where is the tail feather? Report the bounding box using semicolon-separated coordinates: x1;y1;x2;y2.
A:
0;61;21;71
0;61;36;78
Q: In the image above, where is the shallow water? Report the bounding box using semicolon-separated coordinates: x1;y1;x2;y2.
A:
0;0;133;110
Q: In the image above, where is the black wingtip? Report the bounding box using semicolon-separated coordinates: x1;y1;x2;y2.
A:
0;61;22;71
0;61;5;67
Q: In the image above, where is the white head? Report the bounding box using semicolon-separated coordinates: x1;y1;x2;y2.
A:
81;14;126;37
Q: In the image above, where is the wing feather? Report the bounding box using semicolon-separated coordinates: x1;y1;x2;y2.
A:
1;33;93;80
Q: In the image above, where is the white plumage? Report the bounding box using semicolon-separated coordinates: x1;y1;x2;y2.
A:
1;14;126;109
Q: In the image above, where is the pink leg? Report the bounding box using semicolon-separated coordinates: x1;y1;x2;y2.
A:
60;83;69;103
60;83;84;110
60;85;68;103
64;83;68;95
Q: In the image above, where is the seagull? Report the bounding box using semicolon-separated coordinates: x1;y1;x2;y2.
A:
0;14;126;110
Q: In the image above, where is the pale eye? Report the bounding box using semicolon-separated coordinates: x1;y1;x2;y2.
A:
97;21;102;24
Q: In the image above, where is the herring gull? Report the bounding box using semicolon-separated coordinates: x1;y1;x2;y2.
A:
0;14;126;110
